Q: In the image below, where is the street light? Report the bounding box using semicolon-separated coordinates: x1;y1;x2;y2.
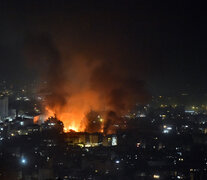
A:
20;156;27;165
20;156;27;180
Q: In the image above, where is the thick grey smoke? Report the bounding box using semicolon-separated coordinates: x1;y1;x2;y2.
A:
24;32;149;133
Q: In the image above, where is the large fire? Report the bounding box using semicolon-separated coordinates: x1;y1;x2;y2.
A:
26;35;149;134
45;106;82;132
43;88;105;132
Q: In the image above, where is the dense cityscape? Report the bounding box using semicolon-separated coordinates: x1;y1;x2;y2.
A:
0;81;207;179
1;1;206;180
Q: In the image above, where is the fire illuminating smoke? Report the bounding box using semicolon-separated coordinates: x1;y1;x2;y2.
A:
25;33;149;134
44;103;93;133
42;57;106;132
45;106;101;132
44;107;79;131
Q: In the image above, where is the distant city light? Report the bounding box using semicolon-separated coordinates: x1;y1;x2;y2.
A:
20;157;27;165
153;174;160;179
137;114;146;117
137;142;141;147
185;110;194;114
163;129;169;134
112;136;117;146
163;125;172;134
179;158;184;161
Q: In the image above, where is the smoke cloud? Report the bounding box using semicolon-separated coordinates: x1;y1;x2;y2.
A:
24;32;149;133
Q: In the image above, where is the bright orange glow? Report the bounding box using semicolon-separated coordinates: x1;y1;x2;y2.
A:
40;57;133;133
33;115;40;124
63;125;79;132
44;106;95;132
44;89;106;132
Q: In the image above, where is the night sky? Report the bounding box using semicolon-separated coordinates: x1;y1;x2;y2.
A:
0;1;206;95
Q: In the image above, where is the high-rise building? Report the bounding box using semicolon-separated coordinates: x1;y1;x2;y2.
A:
0;97;8;120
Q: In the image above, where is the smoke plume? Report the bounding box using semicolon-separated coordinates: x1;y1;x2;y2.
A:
24;32;149;133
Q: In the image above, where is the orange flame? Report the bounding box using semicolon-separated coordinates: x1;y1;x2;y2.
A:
39;57;104;132
43;89;105;132
33;115;40;124
44;106;81;132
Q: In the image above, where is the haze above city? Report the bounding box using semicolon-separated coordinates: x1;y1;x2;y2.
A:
0;1;206;95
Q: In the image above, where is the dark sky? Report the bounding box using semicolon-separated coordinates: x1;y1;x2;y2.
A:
0;0;206;95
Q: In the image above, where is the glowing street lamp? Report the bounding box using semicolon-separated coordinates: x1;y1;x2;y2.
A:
20;156;27;180
20;157;27;165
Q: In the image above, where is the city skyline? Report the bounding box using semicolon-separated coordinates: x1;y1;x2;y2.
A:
0;1;207;179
